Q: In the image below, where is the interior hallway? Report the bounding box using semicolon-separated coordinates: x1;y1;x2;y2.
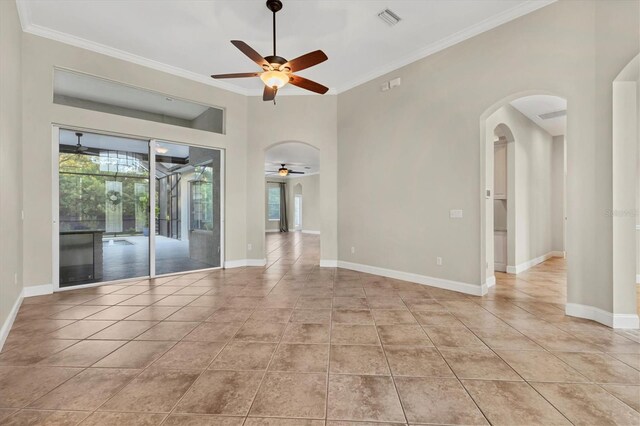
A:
0;233;638;425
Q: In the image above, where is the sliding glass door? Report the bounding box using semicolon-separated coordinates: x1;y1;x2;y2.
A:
153;142;221;275
57;129;222;288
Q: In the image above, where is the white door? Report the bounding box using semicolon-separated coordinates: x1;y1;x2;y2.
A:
294;195;302;230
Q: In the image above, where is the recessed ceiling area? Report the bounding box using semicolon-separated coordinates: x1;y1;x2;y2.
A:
18;0;554;95
510;95;567;136
265;142;320;176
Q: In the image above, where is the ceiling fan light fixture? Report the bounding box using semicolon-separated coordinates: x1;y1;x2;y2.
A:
156;146;169;154
260;70;290;89
278;164;289;176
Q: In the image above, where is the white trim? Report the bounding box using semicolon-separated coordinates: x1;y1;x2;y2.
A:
494;263;507;272
506;251;561;274
224;259;267;268
485;276;496;288
16;0;554;96
337;261;485;296
636;274;640;284
550;250;566;258
23;284;54;297
149;140;157;277
52;126;60;291
301;230;320;235
320;259;338;268
0;290;23;352
566;303;640;329
265;229;281;233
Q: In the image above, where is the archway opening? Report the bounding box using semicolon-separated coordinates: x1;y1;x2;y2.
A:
263;141;320;266
483;94;568;307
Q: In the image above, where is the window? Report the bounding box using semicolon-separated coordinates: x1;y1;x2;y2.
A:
268;186;280;221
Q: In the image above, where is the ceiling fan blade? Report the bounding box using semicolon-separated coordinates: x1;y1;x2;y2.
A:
231;40;269;69
284;50;328;72
211;72;261;79
263;86;277;101
288;171;305;174
288;75;329;95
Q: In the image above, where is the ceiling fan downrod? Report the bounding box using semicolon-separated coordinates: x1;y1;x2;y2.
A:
266;0;283;57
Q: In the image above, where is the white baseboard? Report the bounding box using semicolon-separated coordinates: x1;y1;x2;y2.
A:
23;283;53;297
507;251;562;274
485;276;496;288
551;250;566;258
265;229;281;233
337;260;485;296
224;259;267;268
320;259;338;268
301;230;320;235
566;303;640;329
0;289;23;352
494;263;506;272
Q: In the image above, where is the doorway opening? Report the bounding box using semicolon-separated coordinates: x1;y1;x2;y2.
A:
483;94;568;302
294;194;303;231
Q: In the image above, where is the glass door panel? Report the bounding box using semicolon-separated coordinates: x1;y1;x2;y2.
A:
58;129;150;286
154;142;221;275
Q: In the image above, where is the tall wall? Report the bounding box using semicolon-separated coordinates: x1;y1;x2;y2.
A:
0;0;24;343
337;0;639;315
247;95;337;265
20;33;249;291
551;135;565;253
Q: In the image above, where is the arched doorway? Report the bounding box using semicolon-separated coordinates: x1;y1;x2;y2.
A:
481;93;568;303
263;141;320;265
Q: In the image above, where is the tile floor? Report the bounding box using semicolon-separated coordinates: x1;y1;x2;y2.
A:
0;233;638;425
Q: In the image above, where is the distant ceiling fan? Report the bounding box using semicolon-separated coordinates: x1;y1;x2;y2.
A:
267;164;305;177
211;0;329;103
59;132;100;156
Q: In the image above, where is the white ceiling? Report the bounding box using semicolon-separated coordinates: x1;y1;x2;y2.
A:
510;95;567;136
18;0;554;96
265;142;320;176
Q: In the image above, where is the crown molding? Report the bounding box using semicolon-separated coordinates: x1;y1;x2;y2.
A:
16;0;555;97
335;0;556;93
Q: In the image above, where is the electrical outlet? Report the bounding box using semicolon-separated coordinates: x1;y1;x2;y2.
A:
436;257;443;266
248;243;252;251
351;246;355;254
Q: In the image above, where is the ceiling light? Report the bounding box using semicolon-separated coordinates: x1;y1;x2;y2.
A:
156;146;169;154
378;8;401;26
278;165;289;176
260;70;290;89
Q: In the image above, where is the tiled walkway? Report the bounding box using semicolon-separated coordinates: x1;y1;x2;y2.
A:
0;233;638;425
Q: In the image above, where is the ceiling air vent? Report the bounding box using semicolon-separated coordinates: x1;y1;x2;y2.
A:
538;109;567;120
378;8;401;26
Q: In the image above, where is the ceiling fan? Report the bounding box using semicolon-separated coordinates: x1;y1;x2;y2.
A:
267;164;305;177
60;132;101;156
211;0;329;103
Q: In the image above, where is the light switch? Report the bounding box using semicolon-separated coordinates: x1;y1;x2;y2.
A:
450;209;463;219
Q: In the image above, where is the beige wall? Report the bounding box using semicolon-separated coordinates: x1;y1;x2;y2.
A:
21;33;249;289
338;0;639;314
289;174;321;233
247;96;337;264
0;0;24;339
551;135;565;253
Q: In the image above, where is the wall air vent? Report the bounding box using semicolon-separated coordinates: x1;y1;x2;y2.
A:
538;109;567;120
378;8;401;26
